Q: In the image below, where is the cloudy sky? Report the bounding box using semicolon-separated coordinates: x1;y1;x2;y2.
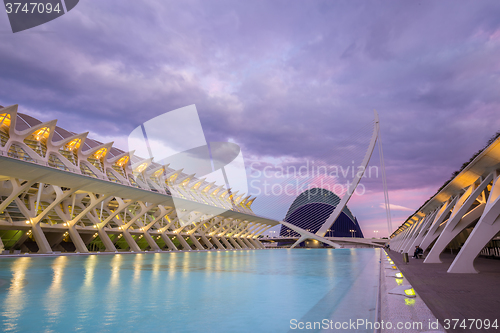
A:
1;1;500;237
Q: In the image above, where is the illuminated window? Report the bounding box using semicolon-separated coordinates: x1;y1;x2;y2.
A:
33;127;50;141
59;149;78;165
153;168;163;177
58;138;80;165
128;175;139;188
167;173;178;185
116;155;129;167
87;156;103;172
8;144;34;162
0;130;8;147
112;165;125;177
66;138;81;151
181;177;191;187
106;169;122;184
48;154;69;171
135;162;148;173
0;113;11;128
80;163;97;178
93;148;107;159
24;127;50;158
0;113;10;147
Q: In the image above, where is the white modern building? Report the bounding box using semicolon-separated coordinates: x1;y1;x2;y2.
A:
390;134;500;273
0;104;277;254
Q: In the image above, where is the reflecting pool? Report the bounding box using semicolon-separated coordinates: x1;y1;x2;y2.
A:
0;248;379;332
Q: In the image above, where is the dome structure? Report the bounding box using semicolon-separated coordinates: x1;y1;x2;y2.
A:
279;188;364;238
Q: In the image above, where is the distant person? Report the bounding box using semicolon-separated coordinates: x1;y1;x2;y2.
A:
413;245;423;258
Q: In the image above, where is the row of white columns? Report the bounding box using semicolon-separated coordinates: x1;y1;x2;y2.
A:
0;178;268;254
390;170;500;273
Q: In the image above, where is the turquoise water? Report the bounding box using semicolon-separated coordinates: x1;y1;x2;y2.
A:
0;249;379;332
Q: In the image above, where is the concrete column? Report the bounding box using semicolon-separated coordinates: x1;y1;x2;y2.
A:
97;228;117;252
425;204;484;263
32;223;53;254
175;235;192;251
160;233;178;251
404;215;431;253
394;224;413;252
248;238;263;249
420;196;459;251
220;236;234;249
143;231;161;251
425;179;489;263
200;235;214;249
401;220;422;253
228;237;242;249
408;210;439;252
242;238;256;249
189;235;204;250
448;172;500;273
393;228;409;251
210;236;225;250
122;230;142;252
254;239;266;249
235;238;249;249
68;225;89;253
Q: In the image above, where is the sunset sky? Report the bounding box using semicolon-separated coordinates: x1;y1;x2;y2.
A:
2;1;500;237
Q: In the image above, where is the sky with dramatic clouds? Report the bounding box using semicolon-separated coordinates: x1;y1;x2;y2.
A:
1;1;500;237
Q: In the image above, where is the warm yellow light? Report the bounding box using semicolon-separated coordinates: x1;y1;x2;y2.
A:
0;113;11;128
116;155;129;167
94;148;107;159
66;138;81;151
154;168;164;177
404;288;416;296
392;265;397;270
395;278;403;285
395;272;403;278
168;174;178;183
405;298;416;306
33;127;50;141
25;220;30;224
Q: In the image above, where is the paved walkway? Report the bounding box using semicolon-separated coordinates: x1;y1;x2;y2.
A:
388;250;500;333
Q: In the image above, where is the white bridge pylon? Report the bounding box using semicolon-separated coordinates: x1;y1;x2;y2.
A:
286;110;388;248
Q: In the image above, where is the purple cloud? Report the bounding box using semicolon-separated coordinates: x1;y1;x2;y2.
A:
1;0;500;236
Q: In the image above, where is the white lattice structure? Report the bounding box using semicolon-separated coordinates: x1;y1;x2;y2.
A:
0;105;277;254
390;135;500;273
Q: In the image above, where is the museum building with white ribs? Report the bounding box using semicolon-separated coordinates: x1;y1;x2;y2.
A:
0;104;277;254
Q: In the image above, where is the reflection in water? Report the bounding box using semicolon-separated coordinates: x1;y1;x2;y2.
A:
44;256;68;325
84;255;97;287
133;254;143;284
0;249;379;333
103;254;123;326
75;255;98;330
2;257;31;332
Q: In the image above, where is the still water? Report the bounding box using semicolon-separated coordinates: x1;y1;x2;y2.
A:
0;248;379;332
